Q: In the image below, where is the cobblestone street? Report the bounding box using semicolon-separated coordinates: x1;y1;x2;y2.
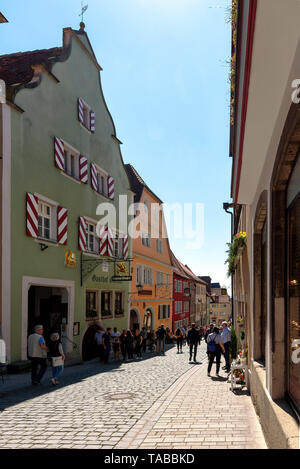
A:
0;343;266;449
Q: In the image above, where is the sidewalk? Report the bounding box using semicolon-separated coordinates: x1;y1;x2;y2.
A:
116;361;267;449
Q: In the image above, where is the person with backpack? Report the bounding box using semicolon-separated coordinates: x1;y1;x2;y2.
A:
207;326;225;377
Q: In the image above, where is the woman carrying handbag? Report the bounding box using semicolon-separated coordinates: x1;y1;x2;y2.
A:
48;332;65;386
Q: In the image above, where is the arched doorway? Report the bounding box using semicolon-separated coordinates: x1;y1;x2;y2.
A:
143;308;153;331
130;309;140;331
82;321;103;361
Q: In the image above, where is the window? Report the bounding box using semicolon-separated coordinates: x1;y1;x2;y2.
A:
184;301;189;313
142;233;151;248
38;202;51;240
166;274;170;287
156;239;163;254
97;170;108;197
178;280;182;293
114;292;124;316
157;271;164;286
64;147;80;180
86;291;98;319
288;193;300;414
143;267;153;285
101;291;112;317
178;301;182;314
136;265;143;284
114;235;123;259
86;222;99;254
174;279;178;292
159;305;170;319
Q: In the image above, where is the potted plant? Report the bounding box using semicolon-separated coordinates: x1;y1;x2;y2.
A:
230;326;238;360
225;232;247;277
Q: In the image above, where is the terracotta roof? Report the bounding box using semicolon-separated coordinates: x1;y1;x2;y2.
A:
0;13;8;23
0;47;62;86
125;164;163;204
170;251;190;280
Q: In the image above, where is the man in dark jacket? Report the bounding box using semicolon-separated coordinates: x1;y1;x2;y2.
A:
187;323;201;362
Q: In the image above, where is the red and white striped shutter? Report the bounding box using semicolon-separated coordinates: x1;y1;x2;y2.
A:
123;235;128;260
54;137;65;171
57;206;68;245
26;193;38;238
99;224;108;256
78;216;87;252
108;176;114;199
90;110;95;133
107;227;114;257
90;163;98;191
78;98;84;124
79;156;88;184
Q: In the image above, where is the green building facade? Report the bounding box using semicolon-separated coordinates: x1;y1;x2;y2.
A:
0;25;132;364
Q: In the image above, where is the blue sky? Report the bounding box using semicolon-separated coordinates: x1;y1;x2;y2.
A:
1;0;232;289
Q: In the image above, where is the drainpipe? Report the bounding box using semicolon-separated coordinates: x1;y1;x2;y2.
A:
223;202;234;324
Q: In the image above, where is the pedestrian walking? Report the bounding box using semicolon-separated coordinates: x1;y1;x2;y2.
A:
95;326;105;362
181;326;186;345
221;321;231;372
48;332;65;386
187;323;201;363
207;326;225;377
120;329;127;361
27;325;48;385
141;327;147;353
205;323;215;359
156;325;167;355
102;328;112;364
134;329;143;360
148;330;155;352
175;327;184;353
125;330;134;361
111;327;121;361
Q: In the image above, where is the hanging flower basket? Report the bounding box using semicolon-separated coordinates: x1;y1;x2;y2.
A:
225;232;247;277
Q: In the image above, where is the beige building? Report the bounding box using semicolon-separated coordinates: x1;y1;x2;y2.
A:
229;0;300;448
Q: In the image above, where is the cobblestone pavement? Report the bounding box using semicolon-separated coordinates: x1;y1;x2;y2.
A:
0;343;267;449
0;343;206;449
116;359;267;450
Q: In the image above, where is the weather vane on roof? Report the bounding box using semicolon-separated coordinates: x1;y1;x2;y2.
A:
79;2;88;22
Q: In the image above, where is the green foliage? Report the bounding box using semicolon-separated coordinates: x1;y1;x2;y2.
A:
230;326;238;359
240;329;245;341
225;232;247;277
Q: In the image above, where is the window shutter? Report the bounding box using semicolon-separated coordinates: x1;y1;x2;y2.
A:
57;206;68;245
79;156;88;184
123;235;128;260
99;224;108;256
90;110;95;133
78;216;87;251
78;98;84;124
26;193;38;238
90;163;98;191
107;227;114;257
108;176;115;199
54;137;65;171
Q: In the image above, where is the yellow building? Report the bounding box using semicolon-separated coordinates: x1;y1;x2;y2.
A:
125;165;173;331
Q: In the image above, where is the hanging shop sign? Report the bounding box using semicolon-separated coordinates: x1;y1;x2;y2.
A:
183;287;190;297
111;261;132;282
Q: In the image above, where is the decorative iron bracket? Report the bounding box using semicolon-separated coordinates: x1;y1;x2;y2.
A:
80;252;132;286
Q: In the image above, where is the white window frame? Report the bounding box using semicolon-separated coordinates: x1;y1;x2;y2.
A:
157;271;164;286
142;232;151;248
36;194;59;243
85;218;99;255
63;141;80;181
